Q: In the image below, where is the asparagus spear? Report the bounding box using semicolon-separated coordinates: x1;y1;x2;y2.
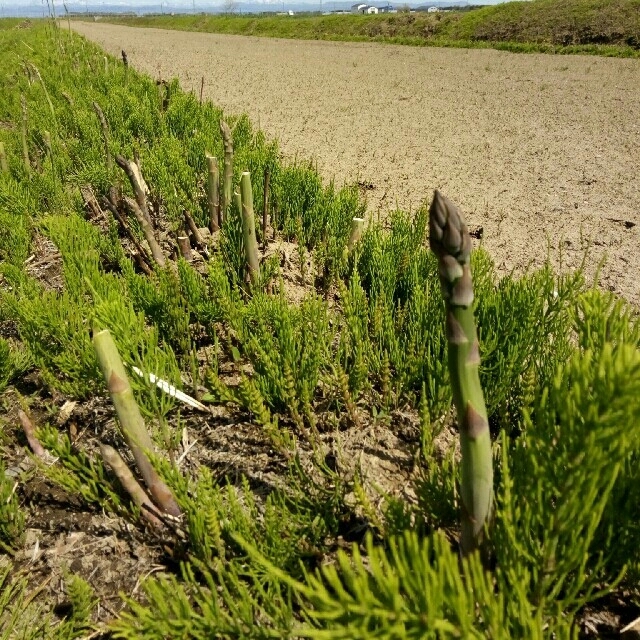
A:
0;142;8;173
206;153;220;231
429;190;493;557
220;120;234;221
240;172;260;285
93;329;180;517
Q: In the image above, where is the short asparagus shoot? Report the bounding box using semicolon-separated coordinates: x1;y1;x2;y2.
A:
240;171;261;285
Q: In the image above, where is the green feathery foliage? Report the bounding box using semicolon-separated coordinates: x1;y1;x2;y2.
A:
0;561;98;639
0;338;31;394
38;424;124;513
0;461;25;554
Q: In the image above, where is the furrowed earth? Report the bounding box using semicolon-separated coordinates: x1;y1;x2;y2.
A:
72;22;640;306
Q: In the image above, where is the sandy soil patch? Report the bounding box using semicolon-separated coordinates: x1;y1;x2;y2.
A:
73;22;640;305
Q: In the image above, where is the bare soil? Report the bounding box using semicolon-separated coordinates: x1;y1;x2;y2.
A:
73;22;640;306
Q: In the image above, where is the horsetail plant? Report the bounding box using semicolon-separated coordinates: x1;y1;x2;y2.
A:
93;328;181;517
429;190;493;557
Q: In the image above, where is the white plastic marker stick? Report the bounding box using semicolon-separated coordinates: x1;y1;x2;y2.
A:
130;366;208;412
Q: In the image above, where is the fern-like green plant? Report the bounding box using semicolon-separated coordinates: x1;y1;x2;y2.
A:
239;529;574;639
492;342;640;625
38;424;124;514
0;461;25;554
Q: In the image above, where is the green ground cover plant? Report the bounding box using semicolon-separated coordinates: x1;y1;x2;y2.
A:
1;17;640;638
98;0;640;58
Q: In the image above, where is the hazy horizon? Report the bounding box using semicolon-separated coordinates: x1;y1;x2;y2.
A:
0;0;513;8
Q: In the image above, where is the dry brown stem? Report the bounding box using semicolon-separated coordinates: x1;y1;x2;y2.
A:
183;210;205;247
18;410;47;459
99;443;164;529
100;191;153;274
92;101;112;170
123;195;166;268
115;154;152;225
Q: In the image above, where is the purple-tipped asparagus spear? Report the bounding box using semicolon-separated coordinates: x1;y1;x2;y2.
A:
429;190;493;557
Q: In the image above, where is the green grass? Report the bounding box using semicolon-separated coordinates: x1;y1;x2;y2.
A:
1;17;640;639
95;0;640;57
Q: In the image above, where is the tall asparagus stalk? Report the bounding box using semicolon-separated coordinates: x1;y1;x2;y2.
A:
428;190;493;557
262;166;270;250
206;153;220;231
93;329;180;517
0;142;8;173
220;120;234;219
240;172;261;285
20;94;30;175
92;101;112;171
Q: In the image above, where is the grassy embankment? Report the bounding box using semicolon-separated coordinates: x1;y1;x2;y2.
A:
98;0;640;57
1;17;640;639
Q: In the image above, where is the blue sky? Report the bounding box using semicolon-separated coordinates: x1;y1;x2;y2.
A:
2;0;514;5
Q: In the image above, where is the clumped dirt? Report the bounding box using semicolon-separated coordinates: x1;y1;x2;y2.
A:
72;23;640;305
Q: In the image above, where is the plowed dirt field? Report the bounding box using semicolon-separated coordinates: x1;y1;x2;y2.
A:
73;22;640;304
